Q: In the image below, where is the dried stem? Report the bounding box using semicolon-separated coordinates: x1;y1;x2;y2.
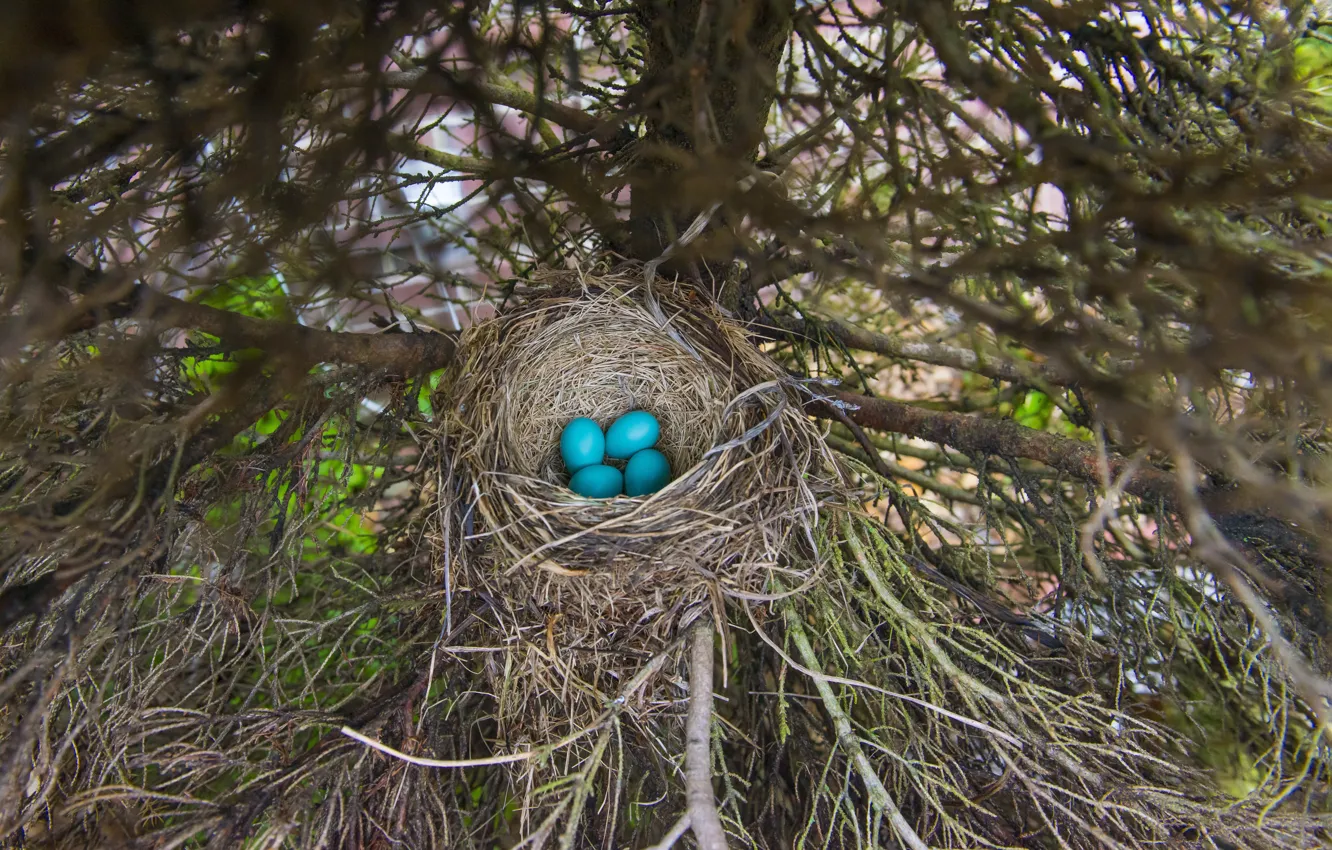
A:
781;599;931;850
685;618;728;850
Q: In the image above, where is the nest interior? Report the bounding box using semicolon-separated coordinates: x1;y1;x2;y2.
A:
437;264;840;639
495;300;729;483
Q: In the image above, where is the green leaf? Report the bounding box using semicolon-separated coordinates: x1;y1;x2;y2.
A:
190;274;292;321
1013;390;1054;430
416;368;447;419
179;347;263;393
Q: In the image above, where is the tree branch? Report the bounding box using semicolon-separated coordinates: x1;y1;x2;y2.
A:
781;600;931;850
685;618;728;850
136;289;456;376
335;69;604;137
383;132;494;175
627;0;796;262
645;815;692;850
815;389;1327;634
814;389;1178;505
9;255;456;377
766;311;1077;386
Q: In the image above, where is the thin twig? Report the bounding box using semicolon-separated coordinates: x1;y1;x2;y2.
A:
767;311;1079;385
781;603;931;850
1170;447;1332;735
10;255;456;376
645;815;692;850
685;619;728;850
343;635;682;769
816;389;1179;506
333;68;604;137
742;601;1024;746
340;724;585;769
1079;427;1145;583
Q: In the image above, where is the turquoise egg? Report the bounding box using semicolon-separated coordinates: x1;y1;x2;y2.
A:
560;417;605;472
569;464;623;499
624;449;671;497
605;410;660;459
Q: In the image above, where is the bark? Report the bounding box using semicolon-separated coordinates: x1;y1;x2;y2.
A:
627;0;795;278
685;619;728;850
820;389;1180;505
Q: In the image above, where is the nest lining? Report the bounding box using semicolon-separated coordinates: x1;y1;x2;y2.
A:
495;313;729;482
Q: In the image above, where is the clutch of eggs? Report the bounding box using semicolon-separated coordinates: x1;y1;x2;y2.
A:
559;411;671;499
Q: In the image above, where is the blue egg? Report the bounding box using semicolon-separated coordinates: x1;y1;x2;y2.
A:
569;464;623;499
605;411;660;459
624;449;671;497
560;417;605;472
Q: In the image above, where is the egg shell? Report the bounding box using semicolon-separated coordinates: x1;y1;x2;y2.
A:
560;417;606;472
605;410;660;459
569;464;623;499
624;449;671;497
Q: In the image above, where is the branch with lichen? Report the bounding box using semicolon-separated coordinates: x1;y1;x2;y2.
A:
7;253;456;376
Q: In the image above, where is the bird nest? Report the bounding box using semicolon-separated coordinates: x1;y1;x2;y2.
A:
436;264;839;639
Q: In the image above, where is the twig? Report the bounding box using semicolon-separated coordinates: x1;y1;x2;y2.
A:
139;291;456;376
1170;447;1332;735
333;69;604;137
685;619;728;850
814;389;1178;507
383;132;494;175
645;815;692;850
742;600;1023;746
340;724;591;769
825;434;987;506
767;311;1079;386
1079;427;1145;583
780;603;931;850
557;726;612;850
9;254;456;376
342;635;682;768
817;388;1324;574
